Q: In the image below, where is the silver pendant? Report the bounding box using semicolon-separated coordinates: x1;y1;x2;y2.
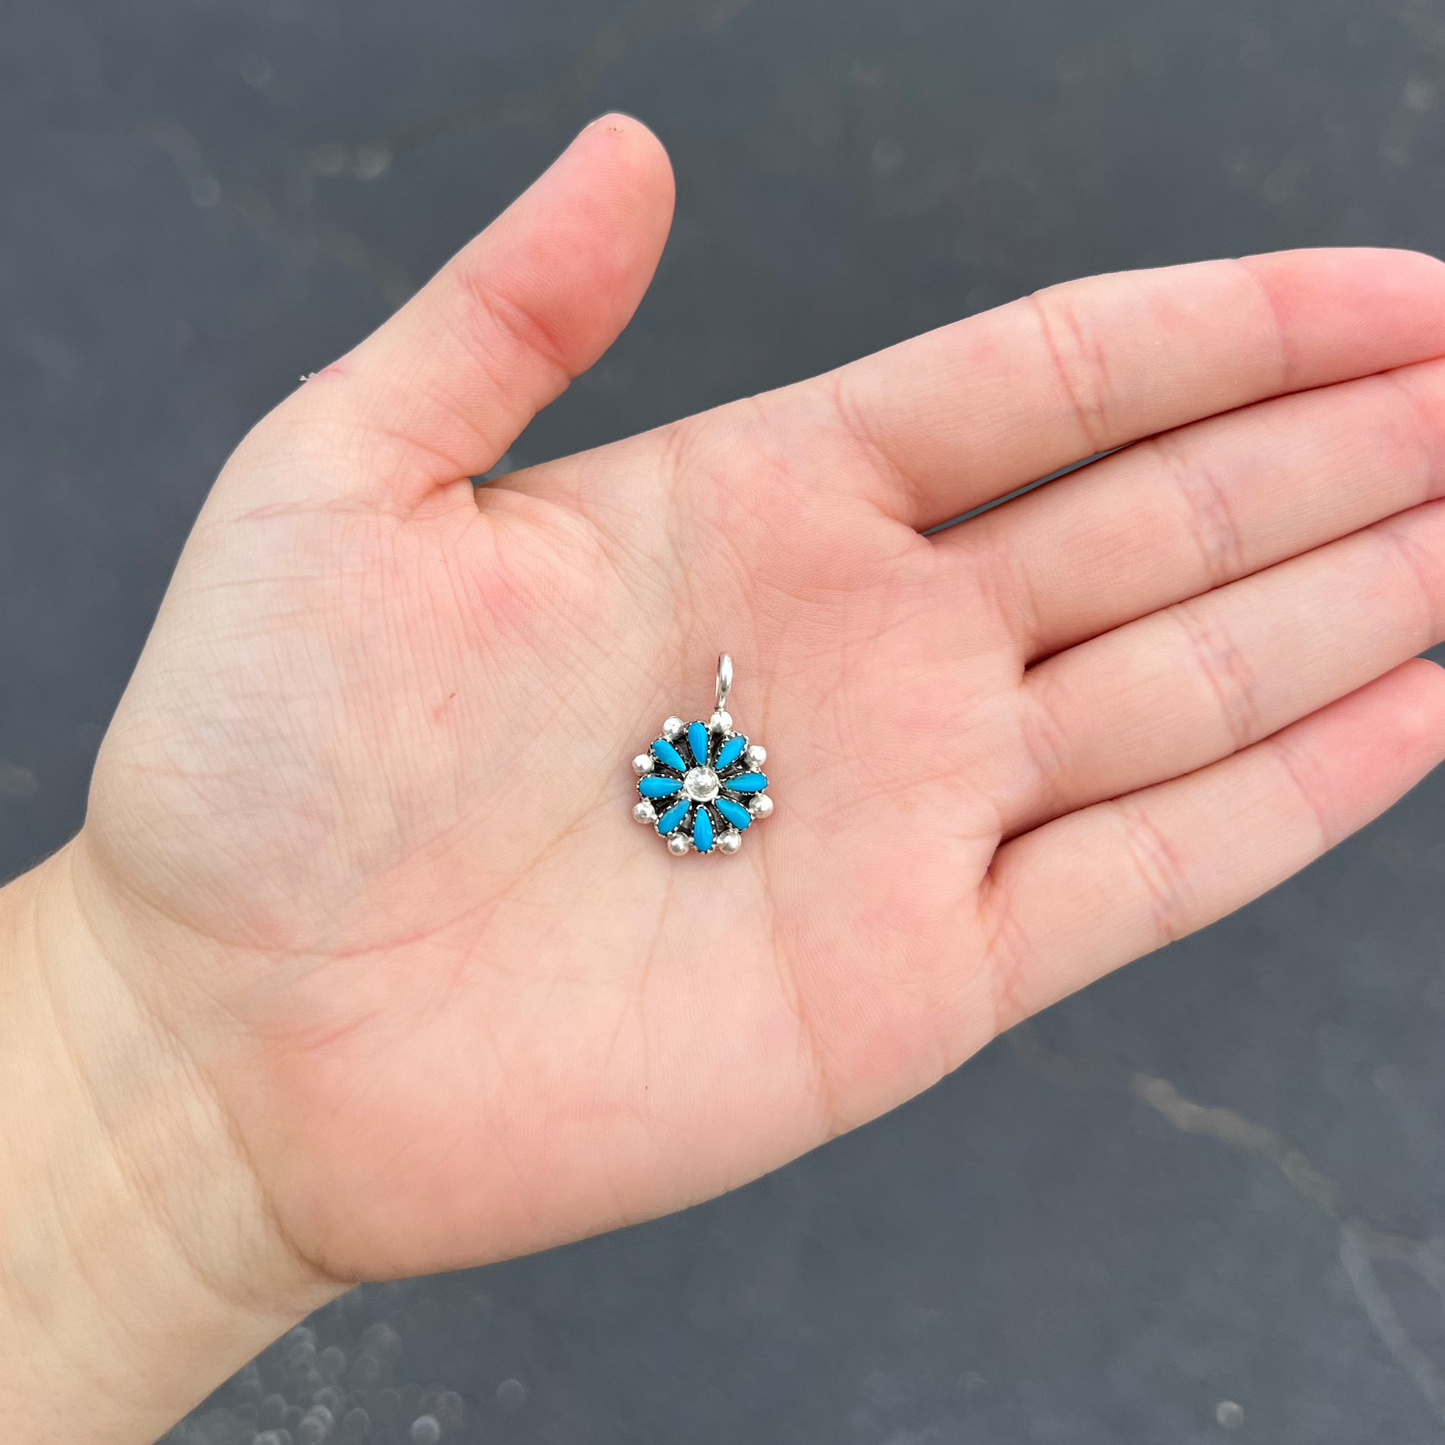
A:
631;653;772;856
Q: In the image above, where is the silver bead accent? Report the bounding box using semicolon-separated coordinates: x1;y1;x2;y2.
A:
709;710;732;733
749;794;773;819
632;754;655;776
632;800;657;825
662;716;685;740
745;743;767;766
718;830;742;854
666;832;691;856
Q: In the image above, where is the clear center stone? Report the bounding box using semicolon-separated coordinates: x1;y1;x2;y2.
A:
683;766;720;803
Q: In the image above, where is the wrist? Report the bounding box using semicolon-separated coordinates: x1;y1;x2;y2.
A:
0;842;341;1443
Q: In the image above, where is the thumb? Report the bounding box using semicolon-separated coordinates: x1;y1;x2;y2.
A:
253;113;675;507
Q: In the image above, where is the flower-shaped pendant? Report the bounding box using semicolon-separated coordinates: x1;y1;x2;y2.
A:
631;653;772;856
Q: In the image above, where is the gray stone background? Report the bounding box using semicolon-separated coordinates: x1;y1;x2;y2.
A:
5;0;1445;1441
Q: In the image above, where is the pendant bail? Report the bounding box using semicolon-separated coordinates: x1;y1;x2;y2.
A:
715;652;733;713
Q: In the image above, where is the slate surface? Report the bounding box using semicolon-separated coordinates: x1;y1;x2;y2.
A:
4;2;1445;1441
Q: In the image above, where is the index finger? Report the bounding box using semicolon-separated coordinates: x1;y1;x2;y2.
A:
807;248;1445;529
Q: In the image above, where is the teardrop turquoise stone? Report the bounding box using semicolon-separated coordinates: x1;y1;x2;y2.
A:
687;721;710;768
652;738;686;773
715;798;752;830
656;800;690;835
639;776;681;799
715;735;747;770
693;806;714;853
725;772;768;793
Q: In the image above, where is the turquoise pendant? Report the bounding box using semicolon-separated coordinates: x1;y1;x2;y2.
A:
629;653;773;857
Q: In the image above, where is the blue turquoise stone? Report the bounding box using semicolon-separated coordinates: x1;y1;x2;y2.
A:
715;735;747;770
687;721;710;768
652;738;687;773
725;771;768;793
639;776;681;799
694;805;714;853
656;800;690;835
715;797;752;830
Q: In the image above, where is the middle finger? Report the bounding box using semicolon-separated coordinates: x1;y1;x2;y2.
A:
940;355;1445;662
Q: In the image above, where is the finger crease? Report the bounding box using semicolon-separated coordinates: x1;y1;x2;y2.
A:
1027;288;1113;458
1148;431;1248;589
1265;733;1336;853
1013;676;1075;823
1113;796;1195;949
978;866;1040;1037
1235;256;1298;395
1380;368;1445;506
1171;602;1259;752
825;371;919;518
453;267;575;390
1376;517;1445;647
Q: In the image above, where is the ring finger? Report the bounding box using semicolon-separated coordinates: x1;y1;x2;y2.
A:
997;497;1445;837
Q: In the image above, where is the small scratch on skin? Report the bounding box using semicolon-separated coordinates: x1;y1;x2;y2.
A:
1011;1026;1445;1426
298;360;350;385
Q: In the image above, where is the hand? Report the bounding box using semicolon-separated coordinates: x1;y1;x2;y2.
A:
11;113;1445;1437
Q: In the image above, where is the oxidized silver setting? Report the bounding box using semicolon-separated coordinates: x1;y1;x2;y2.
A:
631;653;772;856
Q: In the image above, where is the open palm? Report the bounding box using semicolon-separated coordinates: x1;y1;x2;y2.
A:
78;116;1445;1286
